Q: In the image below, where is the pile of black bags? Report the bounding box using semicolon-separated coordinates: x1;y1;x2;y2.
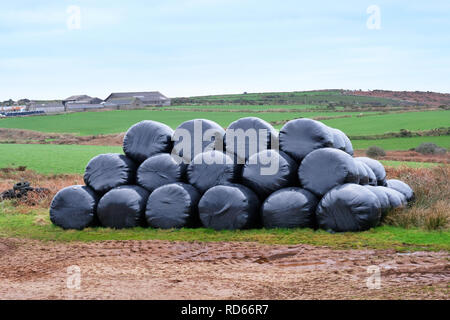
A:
50;117;414;232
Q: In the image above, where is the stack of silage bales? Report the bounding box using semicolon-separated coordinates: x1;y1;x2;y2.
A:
50;117;414;233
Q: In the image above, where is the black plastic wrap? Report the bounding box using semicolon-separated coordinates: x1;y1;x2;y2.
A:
241;150;298;199
97;185;149;229
172;119;225;163
137;153;186;192
336;128;354;156
355;160;369;185
84;153;136;193
187;150;239;193
50;185;99;230
224;117;278;163
356;160;377;186
316;183;381;232
330;128;346;151
364;185;391;219
298;148;359;196
279;118;334;162
386;179;415;202
262;187;318;229
198;183;260;230
145;183;200;229
355;157;387;186
123;120;174;163
378;186;407;208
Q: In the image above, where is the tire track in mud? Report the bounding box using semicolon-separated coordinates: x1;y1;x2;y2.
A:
0;238;448;299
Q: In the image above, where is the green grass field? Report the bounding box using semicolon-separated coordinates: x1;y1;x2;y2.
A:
0;109;364;135
0;205;448;251
1;109;448;136
0;144;122;174
0;144;441;175
322;110;450;136
352;135;450;150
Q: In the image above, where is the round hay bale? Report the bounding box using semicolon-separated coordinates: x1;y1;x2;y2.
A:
50;185;98;230
187;150;239;193
386;179;415;202
145;183;200;229
279;118;334;162
335;128;354;156
225;117;278;164
364;185;391;219
97;185;149;229
84;153;136;194
136;153;186;192
355;157;387;186
262;187;318;228
298;148;359;196
241;150;297;199
356;160;377;186
172;119;225;163
355;160;369;185
316;184;381;232
378;186;406;208
330;128;346;151
198;184;260;230
123;120;174;163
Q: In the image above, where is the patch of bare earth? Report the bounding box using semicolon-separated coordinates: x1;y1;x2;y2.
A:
354;150;449;164
0;238;448;300
0;128;123;146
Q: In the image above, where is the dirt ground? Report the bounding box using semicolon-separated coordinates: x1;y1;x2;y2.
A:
0;128;124;146
0;238;448;300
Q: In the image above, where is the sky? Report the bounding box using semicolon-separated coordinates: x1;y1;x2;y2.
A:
0;0;449;100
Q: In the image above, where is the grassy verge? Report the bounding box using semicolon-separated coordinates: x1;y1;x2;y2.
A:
0;205;448;251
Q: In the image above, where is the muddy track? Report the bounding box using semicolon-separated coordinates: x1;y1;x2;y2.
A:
0;238;448;300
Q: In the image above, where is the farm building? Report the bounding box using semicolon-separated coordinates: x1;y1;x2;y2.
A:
103;91;171;109
62;95;104;111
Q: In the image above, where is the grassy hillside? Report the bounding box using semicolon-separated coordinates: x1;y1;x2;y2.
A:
173;90;409;107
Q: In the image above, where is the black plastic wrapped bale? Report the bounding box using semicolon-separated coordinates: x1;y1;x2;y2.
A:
335;128;354;156
84;153;136;194
316;184;381;232
386;179;415;202
225;117;278;164
355;160;369;185
262;187;318;229
97;185;149;229
172;119;225;163
145;183;200;229
137;153;186;192
279;118;334;162
356;160;377;186
187;150;239;193
123;120;174;163
198;184;260;230
355;157;387;186
241;150;297;199
330;128;346;151
364;185;391;219
378;186;406;209
50;185;98;230
298;148;359;196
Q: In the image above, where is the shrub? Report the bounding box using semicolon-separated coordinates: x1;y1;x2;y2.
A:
383;166;450;230
366;146;386;158
415;143;447;155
